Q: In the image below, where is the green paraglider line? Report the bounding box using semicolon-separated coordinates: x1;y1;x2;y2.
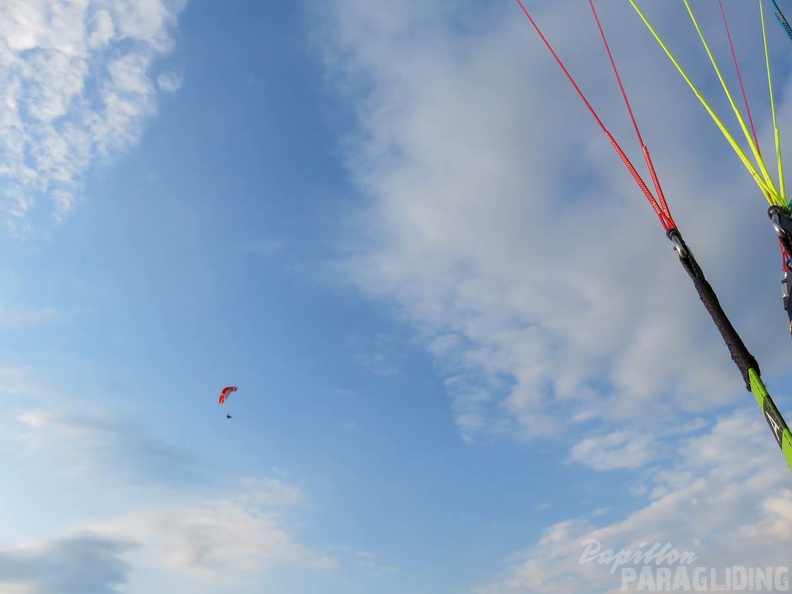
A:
718;0;763;161
626;0;785;206
515;0;792;476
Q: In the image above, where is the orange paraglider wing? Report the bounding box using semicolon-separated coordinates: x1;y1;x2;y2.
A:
218;386;237;405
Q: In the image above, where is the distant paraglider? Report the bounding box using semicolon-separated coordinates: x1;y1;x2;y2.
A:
218;386;238;419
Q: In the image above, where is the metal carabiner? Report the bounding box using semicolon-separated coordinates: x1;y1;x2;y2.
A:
668;230;688;259
770;207;785;238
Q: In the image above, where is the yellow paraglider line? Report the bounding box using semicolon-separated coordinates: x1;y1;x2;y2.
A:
626;0;787;209
761;0;788;201
681;0;779;201
514;0;792;479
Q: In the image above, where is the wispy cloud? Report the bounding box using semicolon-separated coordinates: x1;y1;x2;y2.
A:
5;400;335;586
482;409;792;593
315;6;792;590
355;551;399;575
156;70;183;93
348;332;404;376
17;408;200;484
0;302;61;326
317;0;786;446
237;477;305;506
0;0;186;228
0;478;334;592
120;500;333;576
101;478;335;579
0;365;63;400
0;532;137;594
568;429;657;471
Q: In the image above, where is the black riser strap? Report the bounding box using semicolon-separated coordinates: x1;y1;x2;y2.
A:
678;251;758;388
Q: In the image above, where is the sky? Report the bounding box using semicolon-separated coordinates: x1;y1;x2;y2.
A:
1;1;792;593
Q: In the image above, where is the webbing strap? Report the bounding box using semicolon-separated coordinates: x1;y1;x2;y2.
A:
670;230;758;388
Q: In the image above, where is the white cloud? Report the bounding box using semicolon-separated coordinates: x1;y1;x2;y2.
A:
0;365;63;400
0;302;60;326
317;0;790;450
1;394;333;586
89;9;116;49
237;477;305;506
16;408;200;484
355;550;399;574
568;429;656;471
102;479;335;580
482;408;792;593
3;399;335;587
0;532;137;594
0;478;333;593
157;70;183;93
131;502;330;575
0;0;186;227
315;5;792;589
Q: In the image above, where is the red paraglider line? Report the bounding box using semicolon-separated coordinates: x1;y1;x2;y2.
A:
719;0;787;269
587;0;673;226
513;0;677;232
718;0;762;154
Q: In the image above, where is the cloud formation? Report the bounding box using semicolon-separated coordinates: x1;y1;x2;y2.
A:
0;0;186;227
317;7;792;590
0;533;137;594
17;408;200;484
568;429;657;471
125;499;332;576
156;70;183;93
0;477;332;593
483;409;792;593
318;0;788;452
100;478;335;583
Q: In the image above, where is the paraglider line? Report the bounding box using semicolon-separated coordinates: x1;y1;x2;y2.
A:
719;0;762;154
513;0;676;232
587;0;672;226
515;0;792;476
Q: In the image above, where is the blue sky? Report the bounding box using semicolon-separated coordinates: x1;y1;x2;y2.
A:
1;1;792;593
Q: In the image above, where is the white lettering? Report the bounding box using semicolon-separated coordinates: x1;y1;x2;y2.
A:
621;567;637;590
692;567;708;592
655;567;672;590
776;567;790;591
672;566;691;591
637;566;655;590
732;565;748;591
